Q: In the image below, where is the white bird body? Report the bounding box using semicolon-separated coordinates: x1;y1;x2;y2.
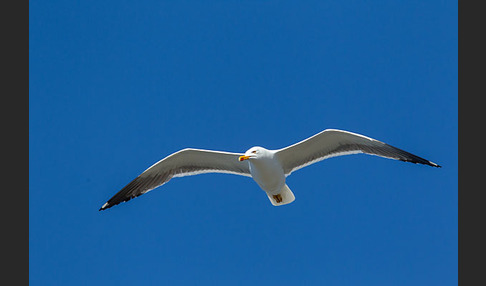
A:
246;148;284;194
100;129;440;211
242;147;295;205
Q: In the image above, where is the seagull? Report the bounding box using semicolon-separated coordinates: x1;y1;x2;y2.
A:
99;129;440;210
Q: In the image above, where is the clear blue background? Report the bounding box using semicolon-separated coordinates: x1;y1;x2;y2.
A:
30;1;457;285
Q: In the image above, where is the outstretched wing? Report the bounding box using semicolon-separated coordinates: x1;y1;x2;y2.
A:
275;129;440;176
100;148;251;210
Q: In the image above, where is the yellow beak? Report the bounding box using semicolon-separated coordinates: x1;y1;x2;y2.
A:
239;155;251;161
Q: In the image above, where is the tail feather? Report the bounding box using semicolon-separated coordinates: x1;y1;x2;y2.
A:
266;184;295;206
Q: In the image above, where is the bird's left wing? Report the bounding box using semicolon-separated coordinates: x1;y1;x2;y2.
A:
275;129;440;176
100;148;251;210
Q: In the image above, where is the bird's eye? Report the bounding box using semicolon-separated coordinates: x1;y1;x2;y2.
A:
252;150;257;154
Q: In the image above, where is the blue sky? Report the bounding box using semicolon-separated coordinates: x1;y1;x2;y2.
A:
29;1;457;285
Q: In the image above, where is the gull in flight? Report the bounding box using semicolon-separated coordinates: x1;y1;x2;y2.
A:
99;129;440;210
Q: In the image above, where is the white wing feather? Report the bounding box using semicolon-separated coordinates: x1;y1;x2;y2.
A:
100;148;251;210
275;129;440;176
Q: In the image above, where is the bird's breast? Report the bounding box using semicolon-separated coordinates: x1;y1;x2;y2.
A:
248;158;285;193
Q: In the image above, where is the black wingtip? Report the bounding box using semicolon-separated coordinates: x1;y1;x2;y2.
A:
99;203;110;211
398;157;441;168
98;195;135;211
426;160;441;168
422;161;441;168
416;160;441;168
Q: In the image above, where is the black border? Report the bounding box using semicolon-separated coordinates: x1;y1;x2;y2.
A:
5;0;29;284
458;1;478;285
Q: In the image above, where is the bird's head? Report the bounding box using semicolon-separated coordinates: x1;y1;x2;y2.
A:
239;147;268;161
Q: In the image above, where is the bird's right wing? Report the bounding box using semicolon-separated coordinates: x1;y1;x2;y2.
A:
275;129;440;176
100;148;251;210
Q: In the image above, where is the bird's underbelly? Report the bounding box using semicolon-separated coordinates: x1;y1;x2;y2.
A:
249;160;285;194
